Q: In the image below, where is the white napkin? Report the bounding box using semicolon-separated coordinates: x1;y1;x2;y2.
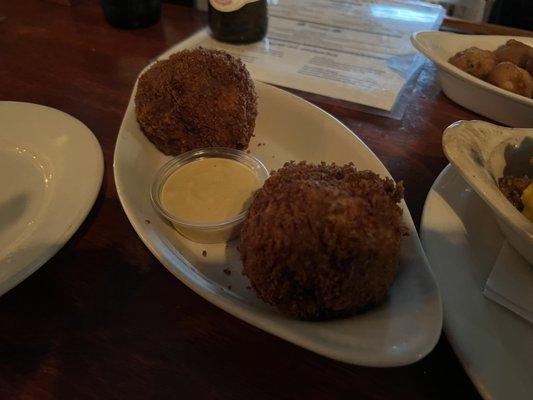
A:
484;242;533;324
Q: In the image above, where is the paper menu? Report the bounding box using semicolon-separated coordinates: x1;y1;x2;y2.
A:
180;0;444;112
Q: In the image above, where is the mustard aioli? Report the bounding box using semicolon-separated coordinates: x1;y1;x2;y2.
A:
521;182;533;222
161;157;261;222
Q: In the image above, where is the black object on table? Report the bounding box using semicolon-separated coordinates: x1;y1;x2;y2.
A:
101;0;161;29
208;0;267;44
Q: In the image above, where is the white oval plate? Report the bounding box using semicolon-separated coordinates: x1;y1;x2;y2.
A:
411;31;533;127
421;165;533;400
114;80;442;366
0;101;104;296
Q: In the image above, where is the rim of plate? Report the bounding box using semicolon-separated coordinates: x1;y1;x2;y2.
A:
0;101;104;296
420;164;493;400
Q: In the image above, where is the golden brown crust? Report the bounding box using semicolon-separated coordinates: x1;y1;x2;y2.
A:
135;47;257;155
487;62;533;98
448;40;533;98
240;162;407;320
494;39;533;69
448;47;497;79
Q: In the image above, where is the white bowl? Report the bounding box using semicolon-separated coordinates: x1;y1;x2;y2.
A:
411;31;533;128
442;120;533;264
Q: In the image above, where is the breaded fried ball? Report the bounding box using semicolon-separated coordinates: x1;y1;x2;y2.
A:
487;62;533;98
449;47;497;79
240;162;407;320
494;39;533;68
135;48;257;155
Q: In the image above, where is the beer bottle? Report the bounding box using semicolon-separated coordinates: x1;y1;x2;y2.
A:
208;0;268;44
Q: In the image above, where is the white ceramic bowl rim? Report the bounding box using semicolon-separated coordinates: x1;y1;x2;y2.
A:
411;31;533;107
442;120;533;240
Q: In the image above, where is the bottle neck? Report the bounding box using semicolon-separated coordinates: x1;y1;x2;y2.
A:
208;0;268;44
209;0;261;13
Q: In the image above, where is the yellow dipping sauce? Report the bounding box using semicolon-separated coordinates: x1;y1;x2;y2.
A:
161;157;261;222
521;182;533;222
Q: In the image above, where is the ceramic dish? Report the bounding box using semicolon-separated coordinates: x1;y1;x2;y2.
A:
421;165;533;400
150;148;269;243
114;70;442;366
411;31;533;127
442;120;532;264
0;101;104;296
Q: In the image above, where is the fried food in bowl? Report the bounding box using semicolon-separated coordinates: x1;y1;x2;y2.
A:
487;62;533;98
135;47;257;155
240;162;407;320
446;39;533;99
448;47;497;79
498;175;532;211
494;39;533;68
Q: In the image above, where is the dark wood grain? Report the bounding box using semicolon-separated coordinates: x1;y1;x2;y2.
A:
442;16;533;37
0;1;490;399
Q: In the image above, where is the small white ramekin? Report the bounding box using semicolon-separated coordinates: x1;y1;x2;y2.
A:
151;147;269;243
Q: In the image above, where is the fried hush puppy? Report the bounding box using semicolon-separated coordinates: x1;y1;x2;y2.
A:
135;47;257;155
240;162;407;320
448;40;533;98
487;62;533;98
448;47;497;79
494;39;533;68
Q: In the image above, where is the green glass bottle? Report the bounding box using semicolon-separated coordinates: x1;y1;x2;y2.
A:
208;0;268;44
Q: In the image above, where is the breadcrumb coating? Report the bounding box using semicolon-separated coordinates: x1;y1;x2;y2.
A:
240;162;407;320
135;47;257;155
448;47;497;79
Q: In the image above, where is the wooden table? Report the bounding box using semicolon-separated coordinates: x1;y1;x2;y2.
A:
0;1;511;399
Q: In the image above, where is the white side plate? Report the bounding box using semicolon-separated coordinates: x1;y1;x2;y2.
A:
421;165;533;400
411;31;533;127
114;79;442;367
0;102;104;296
